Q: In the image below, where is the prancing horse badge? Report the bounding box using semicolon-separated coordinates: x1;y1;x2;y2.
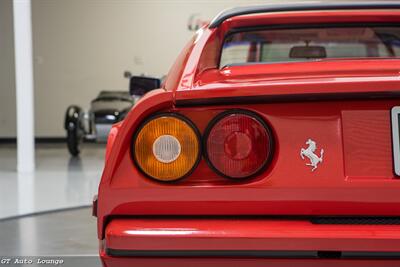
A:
300;139;324;172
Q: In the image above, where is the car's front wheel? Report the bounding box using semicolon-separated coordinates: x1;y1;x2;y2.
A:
65;105;84;157
67;125;81;156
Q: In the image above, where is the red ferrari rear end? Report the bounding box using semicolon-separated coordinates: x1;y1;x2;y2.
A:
96;2;400;266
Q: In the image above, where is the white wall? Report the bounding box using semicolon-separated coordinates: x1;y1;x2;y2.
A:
0;0;16;137
1;0;267;137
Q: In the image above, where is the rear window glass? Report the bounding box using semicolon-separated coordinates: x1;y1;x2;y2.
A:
220;26;400;68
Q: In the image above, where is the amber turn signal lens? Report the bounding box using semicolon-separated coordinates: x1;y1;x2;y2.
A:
134;115;200;182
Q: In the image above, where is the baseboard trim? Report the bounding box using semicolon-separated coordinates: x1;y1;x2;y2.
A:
0;137;66;144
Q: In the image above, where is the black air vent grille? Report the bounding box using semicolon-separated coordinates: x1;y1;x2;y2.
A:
311;217;400;225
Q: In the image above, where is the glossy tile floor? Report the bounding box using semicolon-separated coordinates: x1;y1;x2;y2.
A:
0;207;101;266
0;207;97;255
0;143;104;219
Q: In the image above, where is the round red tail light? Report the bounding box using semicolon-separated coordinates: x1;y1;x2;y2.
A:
205;111;273;179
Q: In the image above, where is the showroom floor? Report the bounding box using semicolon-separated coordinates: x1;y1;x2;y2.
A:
0;207;97;255
0;207;101;266
0;143;103;219
0;143;102;263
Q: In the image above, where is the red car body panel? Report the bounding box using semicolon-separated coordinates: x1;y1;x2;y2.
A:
97;5;400;265
100;257;400;267
105;218;400;251
101;254;399;267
